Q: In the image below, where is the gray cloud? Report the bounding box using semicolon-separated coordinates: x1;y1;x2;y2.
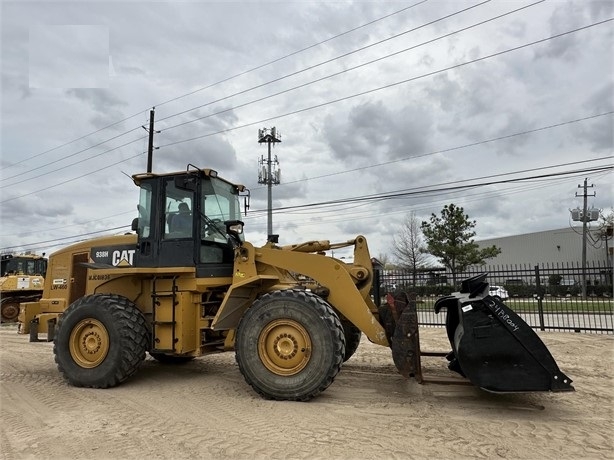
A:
323;99;433;165
1;1;612;258
65;88;128;127
533;2;591;62
29;25;109;89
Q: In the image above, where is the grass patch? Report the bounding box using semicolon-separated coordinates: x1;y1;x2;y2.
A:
414;296;613;313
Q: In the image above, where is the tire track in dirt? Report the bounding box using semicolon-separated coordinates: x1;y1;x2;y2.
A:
33;356;281;458
2;327;613;459
0;383;86;459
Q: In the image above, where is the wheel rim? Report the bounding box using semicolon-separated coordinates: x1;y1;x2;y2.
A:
258;319;311;376
1;302;20;321
69;318;110;368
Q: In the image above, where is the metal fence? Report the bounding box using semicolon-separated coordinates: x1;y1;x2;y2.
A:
374;261;613;334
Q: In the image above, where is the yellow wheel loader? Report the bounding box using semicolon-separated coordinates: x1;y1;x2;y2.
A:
1;254;47;322
19;165;573;400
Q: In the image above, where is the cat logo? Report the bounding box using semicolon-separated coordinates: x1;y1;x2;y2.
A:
112;249;136;267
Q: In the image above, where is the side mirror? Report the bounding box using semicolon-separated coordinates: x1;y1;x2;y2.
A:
225;220;244;248
131;218;139;233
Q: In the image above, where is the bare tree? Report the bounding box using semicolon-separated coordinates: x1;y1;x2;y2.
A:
596;208;613;266
376;253;392;269
597;207;613;237
392;213;430;286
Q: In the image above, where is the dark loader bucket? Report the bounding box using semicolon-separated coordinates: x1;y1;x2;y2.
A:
434;274;574;393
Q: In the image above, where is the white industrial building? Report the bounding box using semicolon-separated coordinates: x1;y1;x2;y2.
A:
476;227;612;267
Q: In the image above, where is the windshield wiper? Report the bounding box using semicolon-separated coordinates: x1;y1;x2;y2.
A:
199;211;227;240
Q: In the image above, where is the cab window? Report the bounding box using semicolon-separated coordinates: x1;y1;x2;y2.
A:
137;183;153;238
164;179;193;239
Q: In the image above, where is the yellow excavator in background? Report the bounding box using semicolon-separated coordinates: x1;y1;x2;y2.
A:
1;253;47;322
19;165;573;400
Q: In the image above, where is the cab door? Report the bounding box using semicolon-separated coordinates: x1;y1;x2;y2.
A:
158;177;196;267
134;175;197;269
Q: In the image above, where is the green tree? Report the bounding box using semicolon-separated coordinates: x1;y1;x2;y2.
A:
548;274;563;286
420;203;501;285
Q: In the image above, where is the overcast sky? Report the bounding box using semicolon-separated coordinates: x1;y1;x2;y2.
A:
1;0;612;261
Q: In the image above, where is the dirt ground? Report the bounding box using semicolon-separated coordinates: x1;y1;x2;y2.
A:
1;323;612;460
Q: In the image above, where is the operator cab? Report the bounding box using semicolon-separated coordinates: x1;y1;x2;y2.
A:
1;254;47;277
132;166;246;278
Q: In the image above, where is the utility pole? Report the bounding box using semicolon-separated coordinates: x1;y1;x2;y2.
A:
571;178;598;298
143;107;160;173
257;127;281;242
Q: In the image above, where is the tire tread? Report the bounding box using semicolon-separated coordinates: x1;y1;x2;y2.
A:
236;289;345;401
54;294;149;389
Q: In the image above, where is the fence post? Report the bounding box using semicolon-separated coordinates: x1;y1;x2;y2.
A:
535;265;545;331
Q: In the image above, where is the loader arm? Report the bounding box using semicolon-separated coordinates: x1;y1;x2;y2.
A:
212;236;388;346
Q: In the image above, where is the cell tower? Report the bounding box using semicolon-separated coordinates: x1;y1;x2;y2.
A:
257;127;282;242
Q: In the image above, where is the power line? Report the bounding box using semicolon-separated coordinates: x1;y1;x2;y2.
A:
254;112;614;190
5;4;600;191
0;111;150;172
5;162;610;252
21;170;607;253
243;172;613;240
2;0;488;188
2;107;609;213
281;172;610;220
7;112;610;241
252;175;592;230
0;225;131;252
157;0;496;128
1;133;147;188
0;209;135;239
159;18;613;149
0;150;146;204
267;166;613;219
152;0;429;110
1;2;426;173
248;165;614;215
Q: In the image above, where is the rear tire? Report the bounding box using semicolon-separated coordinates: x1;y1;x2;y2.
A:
235;289;345;401
1;298;20;322
54;294;149;388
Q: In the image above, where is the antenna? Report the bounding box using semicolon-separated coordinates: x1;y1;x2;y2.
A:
256;127;282;242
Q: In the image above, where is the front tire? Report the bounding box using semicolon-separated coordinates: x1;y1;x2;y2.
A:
235;289;345;401
54;294;149;388
341;320;362;362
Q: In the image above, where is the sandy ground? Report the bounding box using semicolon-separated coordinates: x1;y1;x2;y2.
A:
0;323;612;460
